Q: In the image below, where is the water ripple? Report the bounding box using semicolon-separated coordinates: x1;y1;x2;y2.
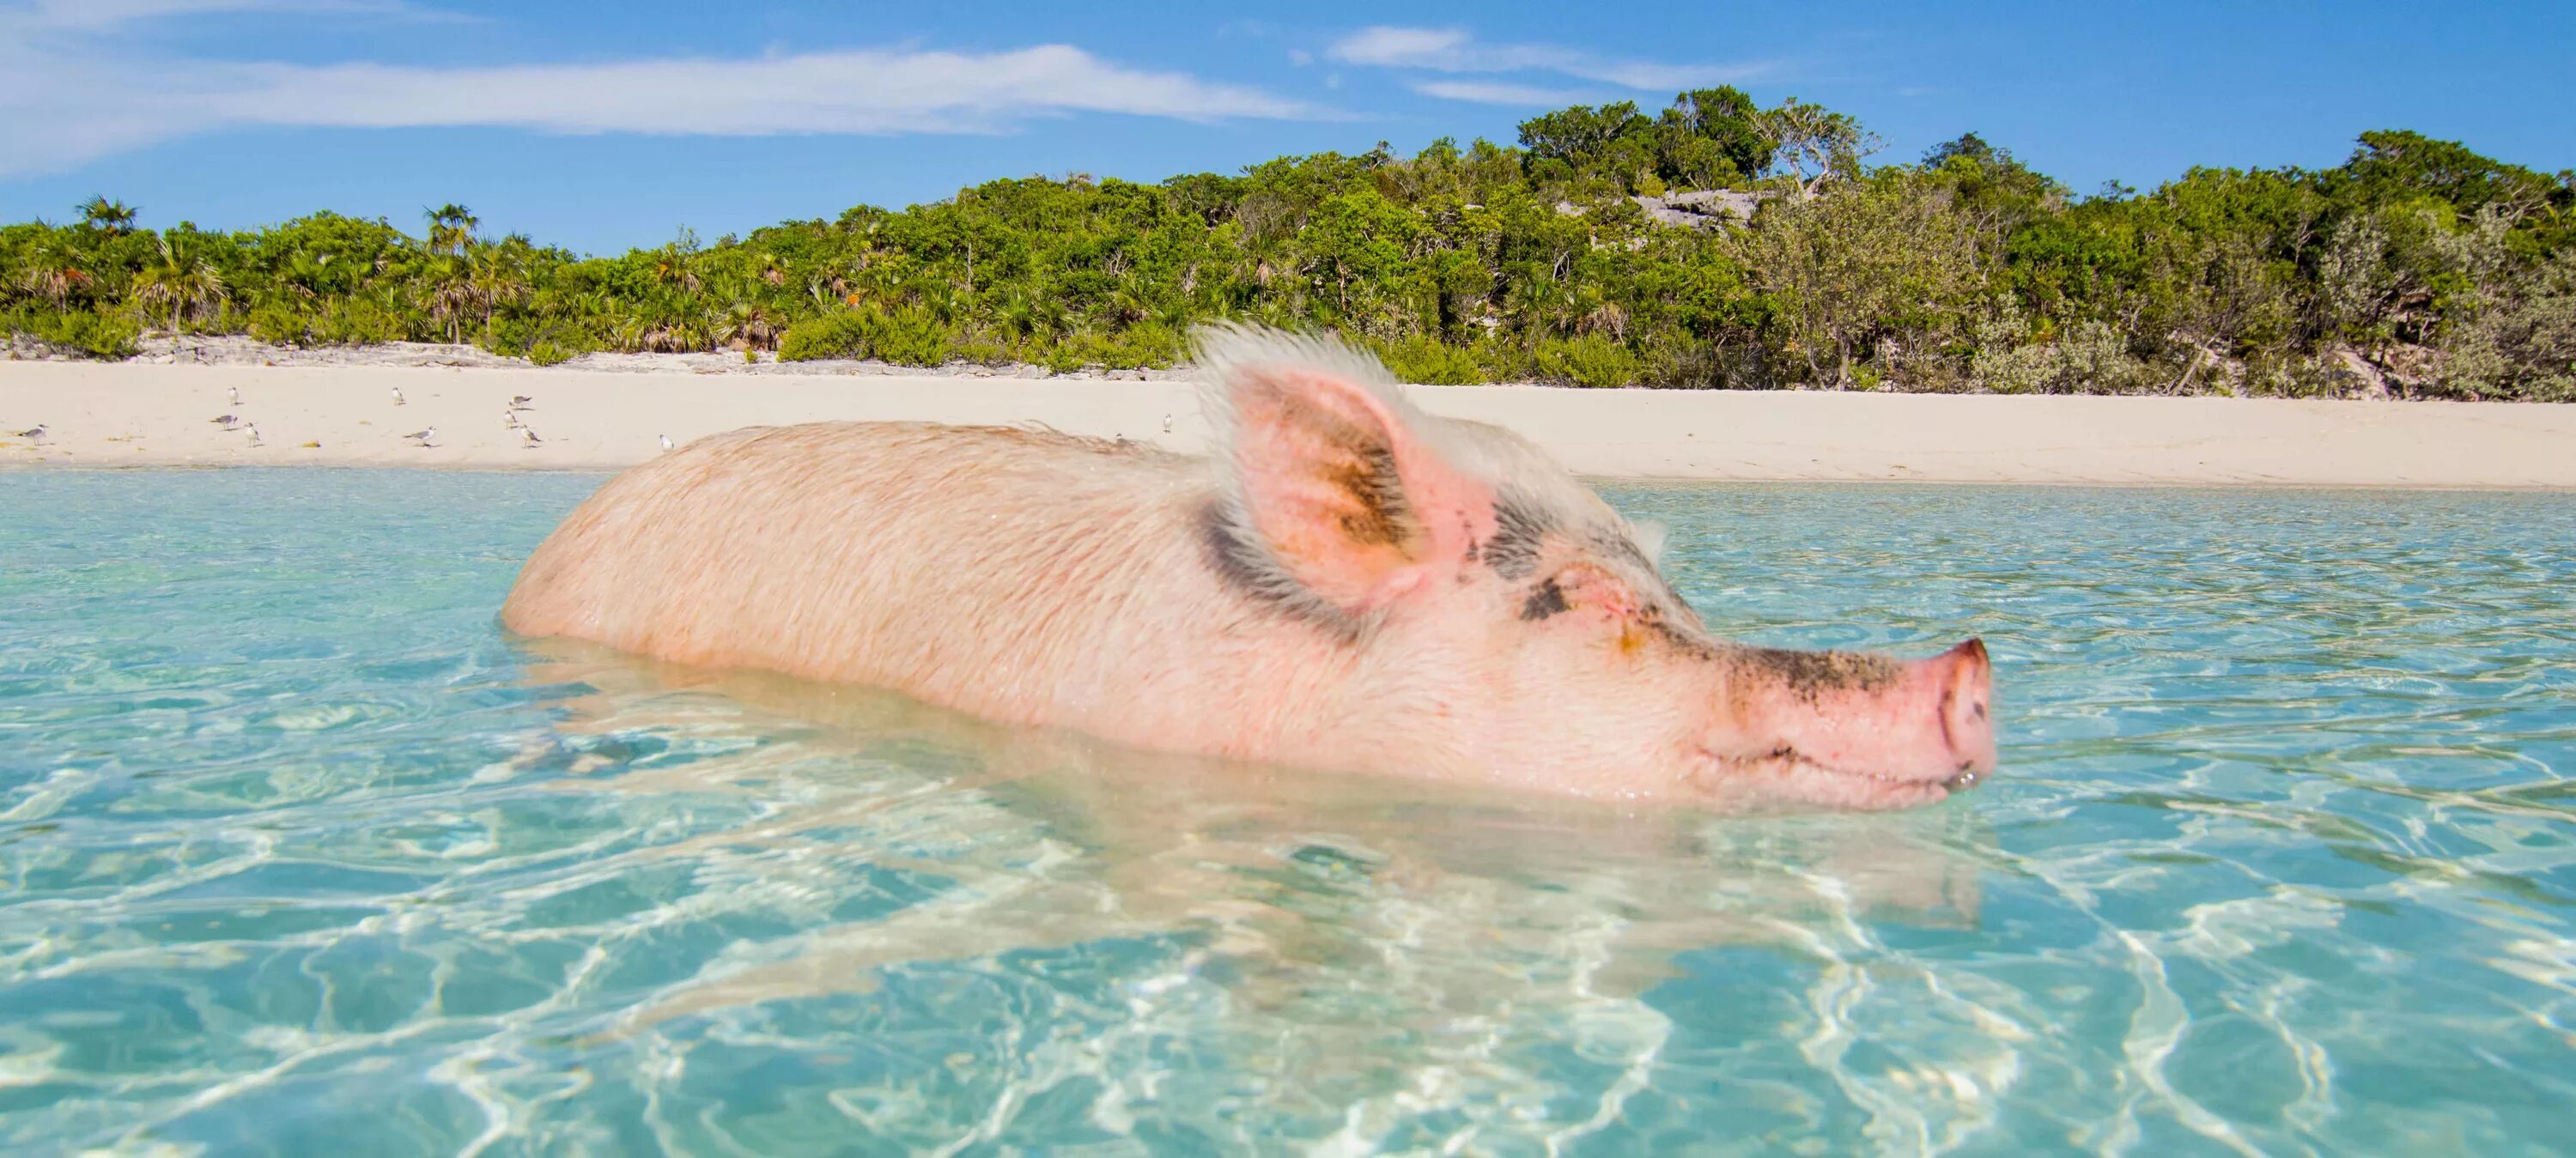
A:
2;471;2571;1154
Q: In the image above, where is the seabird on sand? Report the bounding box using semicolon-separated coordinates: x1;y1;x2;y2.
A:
12;424;44;442
520;427;542;447
509;395;534;409
392;385;406;406
404;427;435;446
659;434;674;452
245;425;263;447
210;414;240;427
504;409;521;428
1162;414;1174;433
228;385;241;405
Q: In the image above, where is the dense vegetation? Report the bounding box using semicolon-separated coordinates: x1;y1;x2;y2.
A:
6;92;2571;398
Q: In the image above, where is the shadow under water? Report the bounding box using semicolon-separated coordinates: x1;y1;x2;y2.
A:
18;472;2568;1154
494;637;1990;1144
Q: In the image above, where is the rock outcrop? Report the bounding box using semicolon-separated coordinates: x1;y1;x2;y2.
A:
1630;190;1768;231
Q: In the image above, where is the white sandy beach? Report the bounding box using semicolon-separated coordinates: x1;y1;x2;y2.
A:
3;359;2573;488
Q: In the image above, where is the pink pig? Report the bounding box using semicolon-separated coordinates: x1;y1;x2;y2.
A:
501;325;1995;809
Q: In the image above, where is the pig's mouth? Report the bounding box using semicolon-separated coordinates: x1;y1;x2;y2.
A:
1696;745;1983;812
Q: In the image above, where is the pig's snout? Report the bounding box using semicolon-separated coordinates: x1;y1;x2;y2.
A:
1930;638;1996;788
1710;636;1999;808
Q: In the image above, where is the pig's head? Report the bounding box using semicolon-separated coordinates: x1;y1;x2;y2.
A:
1194;324;1996;811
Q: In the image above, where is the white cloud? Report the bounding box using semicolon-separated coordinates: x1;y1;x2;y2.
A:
0;39;1330;177
1411;80;1600;107
1327;25;1775;93
7;0;445;30
1331;27;1473;68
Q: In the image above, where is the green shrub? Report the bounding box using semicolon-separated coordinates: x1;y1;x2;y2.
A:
779;310;872;361
1097;323;1183;370
1534;334;1640;387
1035;336;1092;374
1640;336;1728;388
244;302;313;346
5;306;142;358
1970;302;2158;394
0;107;2567;401
945;330;1013;367
780;306;951;365
529;340;579;367
1473;339;1540;383
867;306;951;367
316;299;408;346
1373;333;1484;384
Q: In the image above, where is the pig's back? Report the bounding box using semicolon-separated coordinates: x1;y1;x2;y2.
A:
501;421;1206;700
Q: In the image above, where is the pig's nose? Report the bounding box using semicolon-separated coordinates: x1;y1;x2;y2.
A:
1936;638;1996;782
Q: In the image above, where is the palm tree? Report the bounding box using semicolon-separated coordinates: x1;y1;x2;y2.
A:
467;255;528;327
13;265;89;308
423;278;483;343
714;303;780;351
133;237;228;326
424;203;477;258
78;197;138;233
606;316;652;353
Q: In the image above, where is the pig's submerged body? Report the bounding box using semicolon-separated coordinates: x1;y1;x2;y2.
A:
506;327;1996;809
505;421;1362;770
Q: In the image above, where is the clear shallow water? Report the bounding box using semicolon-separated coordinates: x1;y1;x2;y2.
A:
3;470;2572;1156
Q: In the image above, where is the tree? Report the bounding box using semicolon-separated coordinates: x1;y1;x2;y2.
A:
132;236;227;325
1761;99;1884;200
1922;132;2068;259
424;203;478;257
1923;133;1999;168
1728;170;1980;385
1663;87;1772;183
78;197;138;233
1516;102;1650;168
2;103;2567;400
2340;130;2562;223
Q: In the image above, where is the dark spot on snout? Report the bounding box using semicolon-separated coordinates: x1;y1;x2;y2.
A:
1740;646;1902;701
1519;577;1570;621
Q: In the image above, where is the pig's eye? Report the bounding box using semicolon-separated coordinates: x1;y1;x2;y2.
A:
1520;563;1642;626
1518;576;1573;621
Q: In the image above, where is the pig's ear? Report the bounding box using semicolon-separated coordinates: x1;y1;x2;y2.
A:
1198;325;1496;620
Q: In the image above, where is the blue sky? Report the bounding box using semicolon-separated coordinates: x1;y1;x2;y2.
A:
3;0;2568;255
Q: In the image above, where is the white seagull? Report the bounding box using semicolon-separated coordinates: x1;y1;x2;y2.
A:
228;385;241;405
520;427;542;448
659;433;675;452
12;424;45;442
404;426;435;446
391;385;406;406
210;414;240;428
245;425;263;447
1162;413;1174;433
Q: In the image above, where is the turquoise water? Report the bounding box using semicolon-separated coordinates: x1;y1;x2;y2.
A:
3;470;2573;1155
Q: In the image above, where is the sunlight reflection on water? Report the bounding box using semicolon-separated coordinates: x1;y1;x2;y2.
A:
2;470;2571;1154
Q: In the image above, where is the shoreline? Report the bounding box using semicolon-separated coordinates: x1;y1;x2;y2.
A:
5;361;2575;489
